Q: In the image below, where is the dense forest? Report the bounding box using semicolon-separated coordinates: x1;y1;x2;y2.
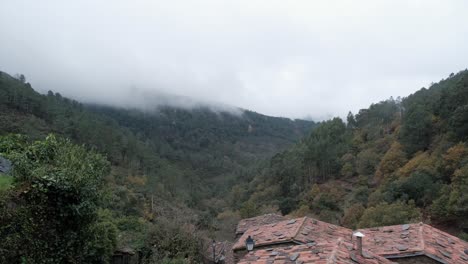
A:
1;69;468;263
236;70;468;240
0;70;315;263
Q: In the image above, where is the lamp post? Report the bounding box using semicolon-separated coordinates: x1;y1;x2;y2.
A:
245;236;255;251
212;240;216;263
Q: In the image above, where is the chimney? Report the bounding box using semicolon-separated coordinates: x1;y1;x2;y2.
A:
353;231;365;256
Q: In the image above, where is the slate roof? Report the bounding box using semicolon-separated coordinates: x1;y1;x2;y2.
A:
232;215;468;264
294;217;353;245
233;217;353;251
238;237;393;264
358;223;468;264
236;213;286;236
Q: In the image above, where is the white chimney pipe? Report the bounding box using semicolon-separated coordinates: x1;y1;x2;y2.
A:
353;232;365;256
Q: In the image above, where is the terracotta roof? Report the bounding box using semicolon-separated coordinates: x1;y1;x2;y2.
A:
294;217;353;244
223;242;235;264
233;215;468;263
238;237;393;264
358;223;468;263
236;214;286;236
233;217;353;251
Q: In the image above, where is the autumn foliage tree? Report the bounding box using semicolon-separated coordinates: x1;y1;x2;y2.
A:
375;142;407;181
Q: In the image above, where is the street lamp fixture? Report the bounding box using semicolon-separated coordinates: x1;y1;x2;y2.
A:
245;236;255;251
212;240;216;263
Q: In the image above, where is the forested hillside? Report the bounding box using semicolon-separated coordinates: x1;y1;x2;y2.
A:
0;70;315;262
2;68;468;263
237;70;468;239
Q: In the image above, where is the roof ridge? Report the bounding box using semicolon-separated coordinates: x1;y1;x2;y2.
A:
422;222;468;244
326;237;343;264
292;217;308;240
419;222;426;252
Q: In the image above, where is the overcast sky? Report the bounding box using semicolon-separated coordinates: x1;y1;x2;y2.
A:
1;0;468;120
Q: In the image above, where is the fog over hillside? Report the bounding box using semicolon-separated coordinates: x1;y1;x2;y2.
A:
93;86;245;116
1;1;468;120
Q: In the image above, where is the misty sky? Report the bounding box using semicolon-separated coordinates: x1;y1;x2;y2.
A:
1;0;468;120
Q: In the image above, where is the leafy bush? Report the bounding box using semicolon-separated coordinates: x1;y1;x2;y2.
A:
358;201;421;228
141;218;201;263
342;204;365;229
0;134;116;263
0;174;12;191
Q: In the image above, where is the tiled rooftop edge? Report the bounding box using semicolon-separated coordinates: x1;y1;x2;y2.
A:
233;214;468;263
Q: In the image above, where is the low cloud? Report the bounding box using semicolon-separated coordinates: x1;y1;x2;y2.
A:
1;0;467;120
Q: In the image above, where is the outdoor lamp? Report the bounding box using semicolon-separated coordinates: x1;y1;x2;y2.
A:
212;240;216;263
245;235;255;251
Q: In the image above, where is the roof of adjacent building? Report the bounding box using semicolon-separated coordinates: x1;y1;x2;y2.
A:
358;223;468;264
203;240;234;264
232;215;468;264
238;237;393;264
233;217;353;251
236;213;286;236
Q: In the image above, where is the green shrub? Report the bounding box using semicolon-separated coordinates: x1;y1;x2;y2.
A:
358;201;421;228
